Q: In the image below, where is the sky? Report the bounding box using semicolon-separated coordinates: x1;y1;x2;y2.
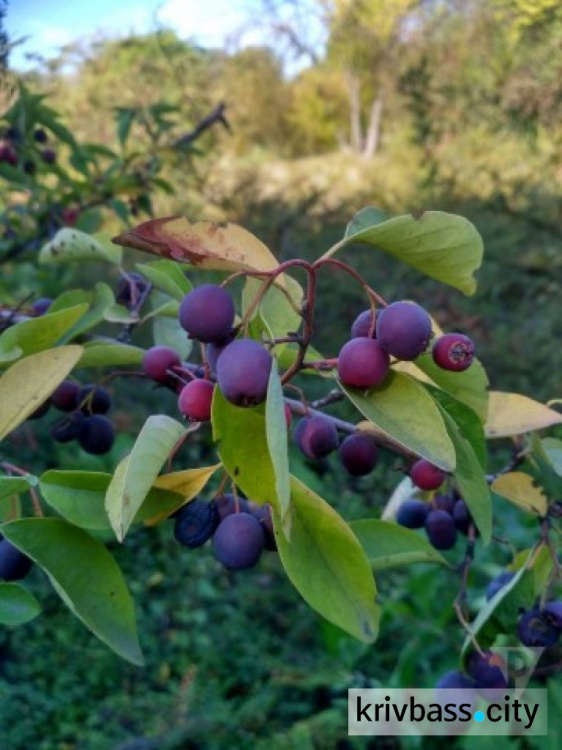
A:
4;0;270;70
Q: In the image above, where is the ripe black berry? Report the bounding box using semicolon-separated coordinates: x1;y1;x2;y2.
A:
337;337;390;388
251;503;277;551
466;650;508;689
41;148;56;164
543;601;562;629
213;513;265;570
76;384;112;414
174;498;219;548
517;609;561;648
27;399;51;420
178;379;214;421
78;415;115;455
396;499;429;529
294;415;338;459
51;380;81;411
0;538;33;581
432;333;475;372
425;509;457;549
179;284;235;343
216;338;272;407
339;433;378;476
51;412;87;443
376;301;432;360
34;128;48;143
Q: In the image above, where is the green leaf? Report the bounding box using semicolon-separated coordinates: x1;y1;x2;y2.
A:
0;305;88;361
341;371;456;472
326;209;484;295
135;260;191;300
461;546;552;659
349;519;451;570
428;387;487;469
57;283;115;342
0;474;38;499
40;470;183;530
212;388;278;507
49;289;90;313
542;438;562;477
0;583;41;626
0;346;83;441
39;229;122;265
103;304;138;324
243;275;303;352
151;291;191;358
345;206;390;233
115;107;136;147
273;476;379;643
105;416;187;541
77;341;144;368
265;364;291;534
430;392;492;544
1;518;144;665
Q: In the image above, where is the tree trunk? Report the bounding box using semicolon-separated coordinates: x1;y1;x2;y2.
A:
347;71;363;153
363;95;383;159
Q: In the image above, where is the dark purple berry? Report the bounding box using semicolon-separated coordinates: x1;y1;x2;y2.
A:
435;671;477;711
23;159;36;175
337;337;390;388
485;571;515;601
339;433;378;476
51;380;81;411
142;346;182;384
433;494;455;515
376;301;432;360
517;609;561;648
396;499;430;529
178;379;214;422
543;601;562;629
31;298;52;316
41;148;56;164
216;338;272;407
410;459;446;491
350;309;376;339
179;284;235;343
215;493;250;521
425;509;457;550
432;333;475;372
78;415;115;455
205;335;234;375
251;503;277;551
294;415;338;459
115;272;148;308
0;538;33;581
435;671;477;690
0;141;18;165
76;384;112;414
34;128;48;143
51;412;86;443
174;497;219;548
213;513;265;570
452;499;474;535
466;650;508;689
27;399;51;420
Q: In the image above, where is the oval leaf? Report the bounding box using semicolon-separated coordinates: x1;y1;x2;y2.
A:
39;229;122;264
485;391;562;438
0;474;38;500
0;346;83;441
492;472;548;516
114;216;280;273
349;519;451;570
0;305;88;360
105;415;187;541
341;371;456;472
0;583;41;626
148;464;220;524
135;259;192;300
1;518;143;664
326;209;483;295
273;476;379;643
77;341;144;368
265;365;291;534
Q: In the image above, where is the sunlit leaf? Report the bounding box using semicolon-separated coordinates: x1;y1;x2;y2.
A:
485;391;562;438
0;305;87;360
492;472;548;516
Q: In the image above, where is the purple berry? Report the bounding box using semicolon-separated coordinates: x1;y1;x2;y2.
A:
339;433;378;476
425;509;457;549
31;298;52;316
350;309;376;339
432;333;475;372
179;284;235;343
337;338;390;388
213;513;265;570
294;415;338;459
216;338;272;407
142;346;182;384
376;301;432;360
51;380;81;412
466;650;508;689
76;384;112;414
174;498;219;548
396;499;430;529
517;609;561;648
251;503;277;551
51;412;87;443
215;494;250;521
543;602;562;629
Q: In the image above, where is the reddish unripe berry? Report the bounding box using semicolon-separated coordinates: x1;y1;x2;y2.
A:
61;207;80;226
517;609;561;648
213;512;264;570
142;346;182;383
339;433;378;476
337;337;390;388
396;499;429;529
0;539;33;581
216;338;272;407
432;333;475;372
425;509;457;550
376;301;432;360
178;379;215;422
294;415;338;459
78;415;115;455
350;309;376;339
51;380;80;411
410;458;446;490
179;284;235;343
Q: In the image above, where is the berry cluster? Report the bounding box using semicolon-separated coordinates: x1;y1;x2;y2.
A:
48;381;115;455
436;649;509;695
0;126;58;174
173;495;276;570
396;491;475;550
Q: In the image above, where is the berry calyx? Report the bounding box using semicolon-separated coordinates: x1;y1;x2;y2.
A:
432;333;475;372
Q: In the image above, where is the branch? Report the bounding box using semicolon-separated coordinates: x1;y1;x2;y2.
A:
173;102;231;150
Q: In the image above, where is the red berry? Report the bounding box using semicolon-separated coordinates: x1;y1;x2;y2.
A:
337;337;390;388
432;333;475;372
410;458;446;490
178;379;215;422
284;403;292;428
142;346;182;384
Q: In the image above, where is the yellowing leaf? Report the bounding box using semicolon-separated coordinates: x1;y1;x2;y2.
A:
0;346;83;441
485;391;562;438
148;465;220;524
113;216;280;273
492;472;548;516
